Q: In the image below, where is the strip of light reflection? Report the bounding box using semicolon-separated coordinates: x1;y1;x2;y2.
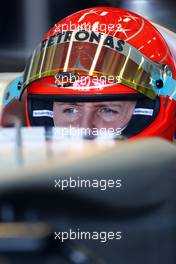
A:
89;34;106;76
118;47;132;81
63;33;75;72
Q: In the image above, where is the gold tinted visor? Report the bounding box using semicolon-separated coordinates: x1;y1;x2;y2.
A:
23;30;166;99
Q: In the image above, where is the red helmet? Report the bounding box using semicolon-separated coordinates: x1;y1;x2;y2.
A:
1;7;176;141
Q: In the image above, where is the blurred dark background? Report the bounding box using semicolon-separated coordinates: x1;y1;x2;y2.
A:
0;0;176;72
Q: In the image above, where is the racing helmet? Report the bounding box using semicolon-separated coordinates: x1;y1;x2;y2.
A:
1;7;176;140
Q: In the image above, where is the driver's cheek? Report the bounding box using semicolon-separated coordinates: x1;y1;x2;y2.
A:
93;115;120;130
54;112;81;127
65;115;82;127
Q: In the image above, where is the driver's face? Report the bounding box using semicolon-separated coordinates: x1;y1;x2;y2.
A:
53;101;136;130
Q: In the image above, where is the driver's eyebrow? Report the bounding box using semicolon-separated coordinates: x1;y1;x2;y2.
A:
54;102;82;106
93;103;122;108
54;102;123;107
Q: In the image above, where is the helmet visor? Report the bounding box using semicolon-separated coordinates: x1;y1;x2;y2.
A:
23;30;171;99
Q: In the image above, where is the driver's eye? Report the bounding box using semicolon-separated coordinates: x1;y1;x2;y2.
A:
63;108;79;114
98;107;119;115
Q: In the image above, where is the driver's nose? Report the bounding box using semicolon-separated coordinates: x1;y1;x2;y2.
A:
78;108;96;130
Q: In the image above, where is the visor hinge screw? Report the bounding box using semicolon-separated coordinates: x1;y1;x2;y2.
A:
155;79;163;89
17;81;22;90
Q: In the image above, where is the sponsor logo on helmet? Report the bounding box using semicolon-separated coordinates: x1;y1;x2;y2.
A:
43;30;125;53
